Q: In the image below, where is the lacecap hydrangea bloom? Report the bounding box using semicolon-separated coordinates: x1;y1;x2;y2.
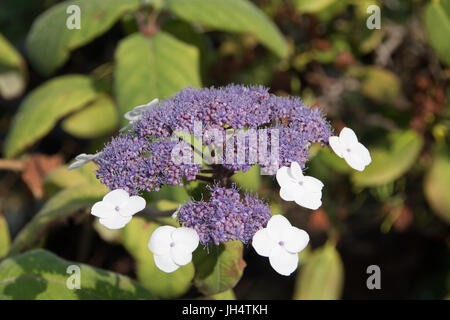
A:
83;84;372;276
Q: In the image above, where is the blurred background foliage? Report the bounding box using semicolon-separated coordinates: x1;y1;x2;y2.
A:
0;0;449;299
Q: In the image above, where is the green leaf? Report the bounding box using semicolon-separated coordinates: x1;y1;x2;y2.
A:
4;75;107;158
203;289;236;300
147;184;191;206
0;33;27;99
312;148;351;174
424;0;450;66
424;152;450;224
0;214;11;259
294;0;338;13
44;162;101;195
26;0;140;75
293;242;344;300
115;32;201;123
164;0;288;59
8;184;107;256
231;164;261;192
0;249;154;299
352;130;424;187
193;241;246;295
121;217;195;299
62;94;118;138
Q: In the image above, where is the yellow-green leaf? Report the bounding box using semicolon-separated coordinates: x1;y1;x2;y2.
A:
204;289;236;300
294;0;338;13
424;152;450;224
231;164;261;192
424;0;450;66
0;214;11;259
4;75;106;158
44;162;101;195
62;94;118;138
293;242;344;300
25;0;140;75
164;0;288;58
193;241;246;295
114;32;201;123
352;130;423;187
0;33;27;99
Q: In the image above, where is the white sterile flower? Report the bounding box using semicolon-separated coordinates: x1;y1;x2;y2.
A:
329;127;372;171
171;205;181;220
91;189;146;230
120;98;159;132
148;226;199;273
252;215;309;276
68;152;101;170
276;161;324;210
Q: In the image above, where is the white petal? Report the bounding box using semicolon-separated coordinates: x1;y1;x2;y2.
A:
290;161;303;179
170;244;193;266
171;227;199;252
148;226;176;255
103;189;130;207
339;127;358;147
119;196;146;217
279;183;302;202
252;228;276;257
99;215;131;230
303;176;324;193
343;152;366;171
266;215;292;242
75;153;93;161
171;205;181;220
91;201;114;218
124;111;141;121
294;190;322;210
353;142;372;166
283;227;310;254
269;246;299;276
276;166;292;186
154;253;179;273
329;136;344;158
145;98;159;108
68;160;86;170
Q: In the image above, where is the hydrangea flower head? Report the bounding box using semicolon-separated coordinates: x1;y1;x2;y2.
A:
177;185;272;246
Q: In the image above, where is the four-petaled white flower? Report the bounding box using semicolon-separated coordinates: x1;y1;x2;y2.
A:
68;152;102;170
120;98;159;132
329;127;371;171
91;189;146;230
276;161;324;210
148;226;199;273
252;215;309;276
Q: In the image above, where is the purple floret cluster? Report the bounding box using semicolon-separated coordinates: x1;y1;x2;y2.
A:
95;135;200;195
177;185;272;245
